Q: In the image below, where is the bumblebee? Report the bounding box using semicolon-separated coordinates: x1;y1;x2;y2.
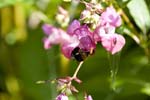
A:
71;47;94;62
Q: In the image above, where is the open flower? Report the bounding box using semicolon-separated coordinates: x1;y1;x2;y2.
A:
68;20;96;52
42;24;63;49
100;6;121;27
101;33;125;54
94;22;125;54
61;35;79;58
42;24;79;58
93;6;125;54
42;20;96;59
94;23;116;42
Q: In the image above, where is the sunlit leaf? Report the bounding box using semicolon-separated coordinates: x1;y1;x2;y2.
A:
63;0;71;2
0;0;34;8
127;0;150;34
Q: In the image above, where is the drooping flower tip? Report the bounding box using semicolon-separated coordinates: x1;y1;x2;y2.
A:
56;93;68;100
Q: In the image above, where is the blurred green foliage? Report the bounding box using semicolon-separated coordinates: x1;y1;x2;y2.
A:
0;0;150;100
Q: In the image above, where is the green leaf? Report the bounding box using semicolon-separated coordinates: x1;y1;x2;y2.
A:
127;0;150;34
0;0;34;8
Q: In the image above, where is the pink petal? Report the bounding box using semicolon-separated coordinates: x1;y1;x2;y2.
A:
85;95;93;100
111;34;125;54
79;36;96;51
101;34;113;52
42;24;57;35
61;36;79;58
56;93;68;100
101;7;121;27
61;44;76;59
74;25;93;39
101;33;125;54
94;23;116;42
43;38;51;49
67;20;80;35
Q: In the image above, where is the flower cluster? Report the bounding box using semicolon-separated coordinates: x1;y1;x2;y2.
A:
55;76;92;100
42;1;125;99
43;6;125;61
94;7;125;54
56;93;93;100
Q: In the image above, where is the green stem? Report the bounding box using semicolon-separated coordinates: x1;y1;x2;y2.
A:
108;52;120;91
68;61;84;86
47;47;58;98
72;61;84;79
144;47;150;63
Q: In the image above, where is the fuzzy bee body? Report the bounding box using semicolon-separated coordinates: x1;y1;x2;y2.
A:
71;47;94;62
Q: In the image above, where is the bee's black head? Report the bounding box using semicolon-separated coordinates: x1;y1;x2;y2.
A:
71;47;90;62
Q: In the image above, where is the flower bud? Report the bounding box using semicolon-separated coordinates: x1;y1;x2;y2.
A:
56;6;70;27
85;95;93;100
56;93;68;100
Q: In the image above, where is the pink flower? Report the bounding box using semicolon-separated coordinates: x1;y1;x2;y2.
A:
101;33;125;54
42;20;96;59
67;20;80;35
68;21;96;52
100;6;121;27
79;36;96;52
94;22;125;54
94;23;115;42
61;35;79;58
74;25;96;51
85;95;93;100
56;93;68;100
42;24;57;35
74;25;92;39
42;24;63;49
42;24;79;58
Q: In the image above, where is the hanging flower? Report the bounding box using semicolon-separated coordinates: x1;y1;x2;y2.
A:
93;6;125;54
94;23;125;54
100;6;121;27
101;33;125;54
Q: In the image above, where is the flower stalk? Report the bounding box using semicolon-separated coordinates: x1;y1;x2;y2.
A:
72;61;84;79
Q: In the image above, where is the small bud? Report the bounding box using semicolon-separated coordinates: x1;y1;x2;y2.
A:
56;93;68;100
80;10;91;20
73;77;82;84
70;85;79;93
85;95;93;100
57;76;72;83
56;6;70;27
